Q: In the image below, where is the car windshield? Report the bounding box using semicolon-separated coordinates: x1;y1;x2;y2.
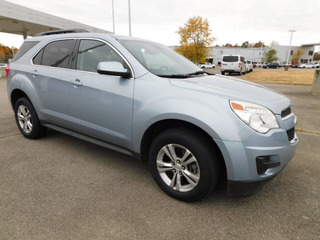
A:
118;39;201;78
223;56;239;62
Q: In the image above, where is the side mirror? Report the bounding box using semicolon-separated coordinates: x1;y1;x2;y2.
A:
97;61;131;78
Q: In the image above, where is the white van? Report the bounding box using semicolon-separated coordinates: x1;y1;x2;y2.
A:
220;55;246;75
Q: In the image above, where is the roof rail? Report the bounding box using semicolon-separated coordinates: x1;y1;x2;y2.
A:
35;29;89;37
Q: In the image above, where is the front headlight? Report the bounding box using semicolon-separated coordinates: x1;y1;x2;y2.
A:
230;100;279;134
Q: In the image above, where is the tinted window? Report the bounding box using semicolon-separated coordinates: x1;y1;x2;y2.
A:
33;48;44;65
223;56;239;62
12;41;39;62
42;40;75;68
77;40;125;73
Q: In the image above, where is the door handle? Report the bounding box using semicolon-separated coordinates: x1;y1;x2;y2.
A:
72;79;83;87
31;70;39;77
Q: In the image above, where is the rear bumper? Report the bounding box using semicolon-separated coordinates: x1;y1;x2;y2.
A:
221;69;241;73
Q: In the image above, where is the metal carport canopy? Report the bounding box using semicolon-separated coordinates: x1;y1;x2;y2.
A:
0;1;111;39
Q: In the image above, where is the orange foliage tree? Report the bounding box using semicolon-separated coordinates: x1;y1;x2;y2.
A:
291;49;305;62
0;44;16;62
176;16;215;64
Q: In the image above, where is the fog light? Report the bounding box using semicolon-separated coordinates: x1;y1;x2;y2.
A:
256;156;280;175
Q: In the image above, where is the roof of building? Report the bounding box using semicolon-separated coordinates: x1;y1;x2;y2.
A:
0;1;111;38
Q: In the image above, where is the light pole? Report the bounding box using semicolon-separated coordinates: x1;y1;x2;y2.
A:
128;0;132;36
112;0;115;34
286;30;296;65
260;42;264;63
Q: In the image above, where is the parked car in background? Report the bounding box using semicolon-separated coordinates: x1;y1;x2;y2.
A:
220;55;246;75
200;62;216;69
245;60;253;73
0;63;8;68
300;63;319;69
313;62;320;68
6;30;299;202
291;62;299;68
263;62;281;69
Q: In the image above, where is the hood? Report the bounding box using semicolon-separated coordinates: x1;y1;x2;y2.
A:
169;75;291;114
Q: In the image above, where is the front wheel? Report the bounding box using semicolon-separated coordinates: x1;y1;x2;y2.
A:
148;129;220;202
14;97;46;139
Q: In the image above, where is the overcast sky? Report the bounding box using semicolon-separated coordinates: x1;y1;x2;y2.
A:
1;0;320;49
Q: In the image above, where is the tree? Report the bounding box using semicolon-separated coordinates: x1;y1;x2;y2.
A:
223;43;233;48
314;51;320;61
176;16;215;64
291;49;305;62
0;44;17;62
253;41;266;48
263;49;279;63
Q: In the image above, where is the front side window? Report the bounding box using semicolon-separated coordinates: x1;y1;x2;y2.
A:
41;40;76;68
76;40;125;73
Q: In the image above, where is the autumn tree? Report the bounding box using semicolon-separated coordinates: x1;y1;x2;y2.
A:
291;49;305;62
253;41;266;48
176;16;215;64
0;44;16;62
313;51;320;61
223;43;233;48
263;49;279;63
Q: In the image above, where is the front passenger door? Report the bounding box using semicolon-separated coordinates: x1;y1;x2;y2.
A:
67;39;134;150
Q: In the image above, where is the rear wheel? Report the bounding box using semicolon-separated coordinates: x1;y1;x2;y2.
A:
148;128;220;202
221;71;225;75
14;97;46;139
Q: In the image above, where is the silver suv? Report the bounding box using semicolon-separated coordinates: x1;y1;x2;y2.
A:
6;30;298;202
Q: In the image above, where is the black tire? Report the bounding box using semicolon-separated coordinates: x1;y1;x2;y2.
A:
14;97;46;139
148;128;220;202
221;71;225;75
238;72;241;76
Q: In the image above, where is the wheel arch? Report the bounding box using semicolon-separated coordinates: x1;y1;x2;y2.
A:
139;119;226;177
10;89;30;109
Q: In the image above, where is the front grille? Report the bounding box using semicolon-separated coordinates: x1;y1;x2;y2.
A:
287;127;295;142
281;107;292;118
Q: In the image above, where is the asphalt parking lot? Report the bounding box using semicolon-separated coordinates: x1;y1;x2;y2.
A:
0;75;319;240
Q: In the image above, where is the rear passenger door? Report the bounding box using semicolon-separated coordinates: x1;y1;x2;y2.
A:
32;39;77;125
67;39;134;149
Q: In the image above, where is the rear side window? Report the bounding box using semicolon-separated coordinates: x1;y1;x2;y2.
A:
223;56;239;62
39;40;76;68
12;41;39;62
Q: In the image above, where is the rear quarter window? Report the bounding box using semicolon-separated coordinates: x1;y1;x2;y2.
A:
12;41;40;62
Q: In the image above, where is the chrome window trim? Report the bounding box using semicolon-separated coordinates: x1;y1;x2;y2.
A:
30;37;135;79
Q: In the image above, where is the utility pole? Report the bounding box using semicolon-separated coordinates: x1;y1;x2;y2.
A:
112;0;115;34
286;30;296;65
128;0;132;36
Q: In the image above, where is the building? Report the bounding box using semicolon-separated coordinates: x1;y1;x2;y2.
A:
208;43;317;65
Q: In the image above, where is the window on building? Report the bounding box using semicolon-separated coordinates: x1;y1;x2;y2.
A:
308;51;314;56
290;50;293;55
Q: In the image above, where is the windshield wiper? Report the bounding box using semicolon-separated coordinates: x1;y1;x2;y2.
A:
158;70;214;79
158;74;190;78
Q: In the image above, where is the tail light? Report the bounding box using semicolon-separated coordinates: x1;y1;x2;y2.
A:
238;63;241;68
220;63;222;67
5;65;10;79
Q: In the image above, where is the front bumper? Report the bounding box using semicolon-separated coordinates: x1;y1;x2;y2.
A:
214;114;299;196
227;177;275;197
